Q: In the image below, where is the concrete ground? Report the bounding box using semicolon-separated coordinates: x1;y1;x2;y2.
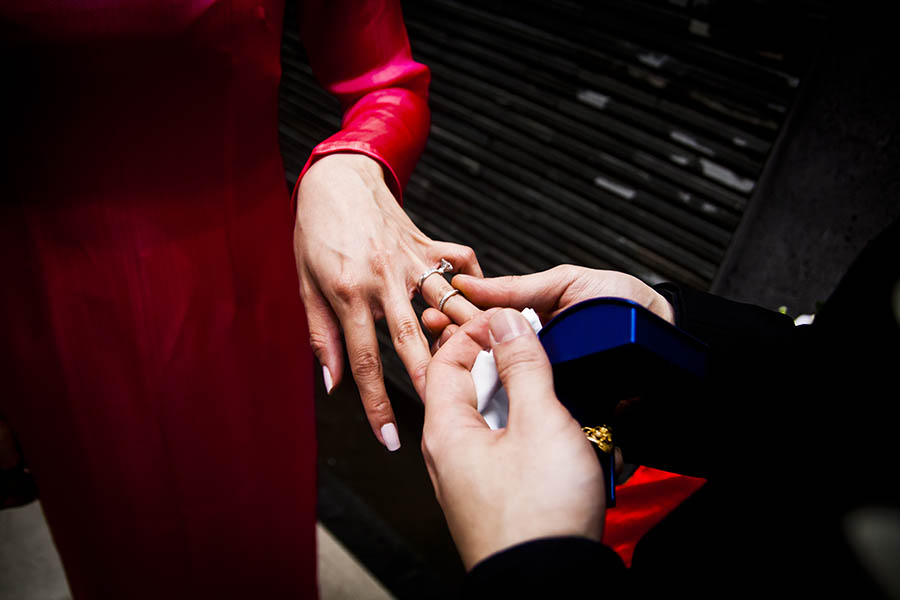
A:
712;5;900;311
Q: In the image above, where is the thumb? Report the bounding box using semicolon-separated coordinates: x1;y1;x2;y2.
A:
489;309;559;430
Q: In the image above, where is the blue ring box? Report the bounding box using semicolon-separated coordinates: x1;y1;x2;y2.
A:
537;297;708;504
538;296;708;425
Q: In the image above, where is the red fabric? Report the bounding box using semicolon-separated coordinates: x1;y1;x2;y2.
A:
293;0;431;208
602;467;706;567
0;2;429;598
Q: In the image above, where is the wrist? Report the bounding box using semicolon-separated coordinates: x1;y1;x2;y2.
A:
295;152;390;222
308;152;385;183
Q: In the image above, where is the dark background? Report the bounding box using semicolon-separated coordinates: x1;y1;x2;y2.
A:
277;1;900;597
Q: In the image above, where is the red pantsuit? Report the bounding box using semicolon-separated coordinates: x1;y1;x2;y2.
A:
0;1;429;597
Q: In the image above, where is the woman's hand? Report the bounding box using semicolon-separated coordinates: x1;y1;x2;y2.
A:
293;153;481;450
422;309;607;570
423;265;675;348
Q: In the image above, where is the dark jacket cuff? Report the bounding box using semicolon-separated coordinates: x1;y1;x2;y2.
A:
462;537;626;598
654;282;795;352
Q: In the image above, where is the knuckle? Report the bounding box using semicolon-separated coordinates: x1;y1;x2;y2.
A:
369;250;392;276
459;245;477;263
555;264;578;279
351;349;383;381
307;331;330;355
495;347;545;382
330;275;362;304
365;398;391;420
392;318;422;349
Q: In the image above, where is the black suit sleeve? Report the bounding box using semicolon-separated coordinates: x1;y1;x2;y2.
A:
654;281;795;352
462;537;627;599
637;217;899;482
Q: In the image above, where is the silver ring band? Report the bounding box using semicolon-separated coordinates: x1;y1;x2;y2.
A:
416;258;453;294
438;288;461;312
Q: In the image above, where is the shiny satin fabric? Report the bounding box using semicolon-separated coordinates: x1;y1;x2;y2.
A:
0;1;429;597
603;466;706;567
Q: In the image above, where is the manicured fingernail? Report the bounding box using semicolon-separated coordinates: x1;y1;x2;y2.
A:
490;309;530;344
322;366;334;395
381;423;401;452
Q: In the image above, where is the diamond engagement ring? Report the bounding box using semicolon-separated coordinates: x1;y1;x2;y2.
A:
417;258;454;294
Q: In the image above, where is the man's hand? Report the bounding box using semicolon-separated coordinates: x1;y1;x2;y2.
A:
293;153;481;450
422;265;675;349
422;309;606;570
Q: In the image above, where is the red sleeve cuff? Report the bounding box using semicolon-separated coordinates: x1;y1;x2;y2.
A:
290;141;405;220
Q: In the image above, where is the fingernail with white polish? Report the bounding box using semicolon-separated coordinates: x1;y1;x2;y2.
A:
322;365;334;395
381;423;401;452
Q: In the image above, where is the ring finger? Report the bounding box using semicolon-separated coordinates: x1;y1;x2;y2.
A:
420;270;482;325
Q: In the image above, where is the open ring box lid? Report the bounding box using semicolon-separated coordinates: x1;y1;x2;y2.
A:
538;297;709;439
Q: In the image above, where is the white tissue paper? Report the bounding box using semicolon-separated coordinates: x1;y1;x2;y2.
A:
471;308;543;429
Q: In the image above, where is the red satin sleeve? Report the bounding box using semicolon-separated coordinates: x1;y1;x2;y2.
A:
291;0;431;208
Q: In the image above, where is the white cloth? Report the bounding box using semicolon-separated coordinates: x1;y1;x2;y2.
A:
471;308;543;429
